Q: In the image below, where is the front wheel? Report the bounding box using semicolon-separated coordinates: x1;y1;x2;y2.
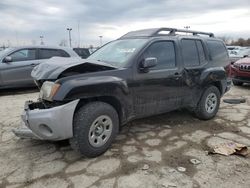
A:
195;86;221;120
70;102;119;158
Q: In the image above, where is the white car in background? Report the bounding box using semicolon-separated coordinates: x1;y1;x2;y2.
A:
227;45;242;52
227;46;245;56
230;48;250;58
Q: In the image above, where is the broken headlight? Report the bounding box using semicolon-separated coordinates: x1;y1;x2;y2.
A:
39;81;60;101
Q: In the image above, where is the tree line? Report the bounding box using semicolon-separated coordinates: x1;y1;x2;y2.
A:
230;38;250;46
219;37;250;46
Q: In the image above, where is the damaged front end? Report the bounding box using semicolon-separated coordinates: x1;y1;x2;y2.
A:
13;99;79;140
13;81;80;141
15;57;118;141
31;57;116;88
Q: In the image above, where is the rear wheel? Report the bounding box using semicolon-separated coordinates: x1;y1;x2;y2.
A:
195;86;221;120
232;80;243;86
70;102;119;157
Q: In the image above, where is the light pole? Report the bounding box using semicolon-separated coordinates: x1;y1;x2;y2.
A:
184;26;190;35
99;35;103;47
40;36;44;45
67;28;72;47
77;21;80;47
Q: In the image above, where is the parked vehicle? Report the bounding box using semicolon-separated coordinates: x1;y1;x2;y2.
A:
227;45;242;55
73;48;91;59
230;48;250;58
229;47;250;58
0;46;79;88
230;57;250;86
0;47;7;51
227;46;249;63
14;28;231;157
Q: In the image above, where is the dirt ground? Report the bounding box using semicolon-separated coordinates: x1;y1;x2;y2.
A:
0;85;250;188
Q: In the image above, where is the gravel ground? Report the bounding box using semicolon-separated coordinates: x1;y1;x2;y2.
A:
0;85;250;188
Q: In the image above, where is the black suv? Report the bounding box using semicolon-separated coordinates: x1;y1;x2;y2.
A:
14;28;231;157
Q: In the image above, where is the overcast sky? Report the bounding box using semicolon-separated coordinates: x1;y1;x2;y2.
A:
0;0;249;47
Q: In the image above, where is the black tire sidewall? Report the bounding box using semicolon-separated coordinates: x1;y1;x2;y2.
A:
71;102;119;157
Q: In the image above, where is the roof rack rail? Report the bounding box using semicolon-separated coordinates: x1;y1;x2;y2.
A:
120;27;214;38
154;28;214;37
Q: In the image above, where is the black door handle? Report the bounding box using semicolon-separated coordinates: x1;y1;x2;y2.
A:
31;63;36;67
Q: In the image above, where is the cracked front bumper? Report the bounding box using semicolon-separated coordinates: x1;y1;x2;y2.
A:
13;99;79;141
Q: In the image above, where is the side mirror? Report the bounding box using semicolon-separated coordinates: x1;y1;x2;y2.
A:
243;55;249;58
3;56;12;63
140;57;157;72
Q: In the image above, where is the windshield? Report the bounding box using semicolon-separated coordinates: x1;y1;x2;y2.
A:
87;39;147;67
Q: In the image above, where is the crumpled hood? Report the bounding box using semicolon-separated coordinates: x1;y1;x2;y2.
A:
31;57;116;80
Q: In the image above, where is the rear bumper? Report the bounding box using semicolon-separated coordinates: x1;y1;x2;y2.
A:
13;99;79;140
232;76;250;83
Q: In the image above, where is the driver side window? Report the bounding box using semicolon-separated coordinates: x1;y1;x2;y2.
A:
9;49;36;62
143;41;176;70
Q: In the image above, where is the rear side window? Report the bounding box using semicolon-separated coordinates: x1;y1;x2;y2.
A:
207;41;228;62
39;49;69;59
73;48;90;58
60;50;70;57
181;39;206;67
143;41;176;69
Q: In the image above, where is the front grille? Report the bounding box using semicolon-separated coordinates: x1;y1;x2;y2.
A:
239;64;250;72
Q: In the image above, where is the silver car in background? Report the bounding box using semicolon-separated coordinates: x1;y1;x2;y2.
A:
0;46;79;88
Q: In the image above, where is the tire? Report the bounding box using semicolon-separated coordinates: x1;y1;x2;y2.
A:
195;86;221;120
232;80;243;86
70;102;119;158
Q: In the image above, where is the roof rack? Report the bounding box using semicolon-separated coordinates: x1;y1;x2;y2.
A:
120;27;214;38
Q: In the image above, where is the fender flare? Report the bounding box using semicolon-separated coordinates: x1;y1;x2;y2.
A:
199;67;226;86
53;76;129;101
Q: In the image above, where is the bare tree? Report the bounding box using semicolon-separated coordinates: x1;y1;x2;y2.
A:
59;39;67;47
7;40;12;47
230;38;250;46
217;36;232;45
31;40;37;45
